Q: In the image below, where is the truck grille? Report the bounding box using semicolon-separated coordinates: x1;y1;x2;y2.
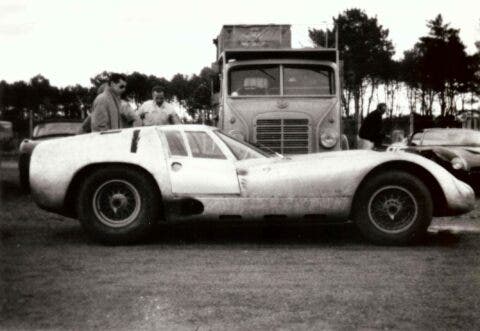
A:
255;118;310;154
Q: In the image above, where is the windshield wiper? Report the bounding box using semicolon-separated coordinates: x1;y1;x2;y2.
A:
258;69;276;81
251;142;285;158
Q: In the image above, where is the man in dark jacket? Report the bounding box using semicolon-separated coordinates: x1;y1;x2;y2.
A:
80;81;141;133
91;73;127;132
359;103;387;149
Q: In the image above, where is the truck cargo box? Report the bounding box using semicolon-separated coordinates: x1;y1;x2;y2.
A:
214;24;291;58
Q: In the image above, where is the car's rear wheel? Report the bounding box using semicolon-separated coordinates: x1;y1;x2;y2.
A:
353;171;433;245
77;166;160;244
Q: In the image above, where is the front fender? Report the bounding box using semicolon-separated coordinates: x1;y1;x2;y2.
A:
386;151;475;215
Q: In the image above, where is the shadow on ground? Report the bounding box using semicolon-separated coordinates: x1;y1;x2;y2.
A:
46;219;466;248
0;179;24;201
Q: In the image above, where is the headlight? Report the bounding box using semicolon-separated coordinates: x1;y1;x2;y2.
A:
451;157;466;170
319;129;339;149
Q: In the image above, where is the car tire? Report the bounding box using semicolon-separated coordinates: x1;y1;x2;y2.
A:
77;166;160;244
353;171;433;245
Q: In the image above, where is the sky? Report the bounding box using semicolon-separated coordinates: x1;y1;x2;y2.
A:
1;0;479;88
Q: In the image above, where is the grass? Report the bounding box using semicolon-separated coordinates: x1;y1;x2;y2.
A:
1;163;480;330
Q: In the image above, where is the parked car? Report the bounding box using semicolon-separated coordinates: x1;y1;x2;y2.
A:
19;120;83;190
0;120;14;151
387;128;480;191
29;125;474;245
0;120;13;141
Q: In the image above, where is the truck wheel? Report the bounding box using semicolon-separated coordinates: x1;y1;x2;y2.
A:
77;166;160;244
353;171;433;245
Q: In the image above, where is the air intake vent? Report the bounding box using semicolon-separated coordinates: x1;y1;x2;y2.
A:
255;118;310;154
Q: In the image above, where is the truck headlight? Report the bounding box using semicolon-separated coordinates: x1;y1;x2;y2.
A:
319;129;338;149
451;157;466;170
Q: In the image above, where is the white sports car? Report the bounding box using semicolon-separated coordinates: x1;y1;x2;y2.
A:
29;125;475;245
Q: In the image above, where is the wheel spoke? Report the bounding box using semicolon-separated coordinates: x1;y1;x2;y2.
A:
93;179;142;228
368;186;418;234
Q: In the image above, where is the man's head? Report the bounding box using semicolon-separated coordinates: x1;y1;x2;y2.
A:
152;85;165;106
377;103;387;114
108;73;127;96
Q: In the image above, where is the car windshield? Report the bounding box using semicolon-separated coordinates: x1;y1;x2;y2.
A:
420;130;480;146
214;131;270;160
33;122;82;138
410;132;423;145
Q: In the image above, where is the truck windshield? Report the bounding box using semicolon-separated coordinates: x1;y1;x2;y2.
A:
229;64;334;96
284;65;334;95
229;65;279;96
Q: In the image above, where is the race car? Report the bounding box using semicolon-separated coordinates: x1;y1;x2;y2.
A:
29;125;475;245
387;128;480;191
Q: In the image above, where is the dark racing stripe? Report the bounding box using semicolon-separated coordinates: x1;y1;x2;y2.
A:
131;129;140;153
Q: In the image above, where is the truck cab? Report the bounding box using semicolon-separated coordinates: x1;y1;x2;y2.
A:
212;25;342;154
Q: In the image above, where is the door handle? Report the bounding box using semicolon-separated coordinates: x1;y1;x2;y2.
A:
171;162;182;171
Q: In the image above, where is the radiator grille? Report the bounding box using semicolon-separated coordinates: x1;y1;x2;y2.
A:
255;118;310;154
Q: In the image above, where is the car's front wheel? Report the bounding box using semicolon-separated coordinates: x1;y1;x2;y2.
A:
77;166;160;244
353;171;433;245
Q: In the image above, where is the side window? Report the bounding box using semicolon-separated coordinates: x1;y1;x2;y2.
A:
185;131;226;159
164;130;188;156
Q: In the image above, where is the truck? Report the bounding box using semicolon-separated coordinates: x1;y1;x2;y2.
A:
211;24;343;154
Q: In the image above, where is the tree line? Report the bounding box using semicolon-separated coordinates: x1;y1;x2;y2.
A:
309;9;480;131
1;8;479;138
0;68;213;136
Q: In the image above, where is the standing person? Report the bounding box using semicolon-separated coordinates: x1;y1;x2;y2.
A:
91;73;127;132
137;86;181;126
359;103;387;149
81;82;141;133
80;83;107;134
120;97;142;128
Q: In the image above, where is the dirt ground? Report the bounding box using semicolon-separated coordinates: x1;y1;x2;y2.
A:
1;161;480;330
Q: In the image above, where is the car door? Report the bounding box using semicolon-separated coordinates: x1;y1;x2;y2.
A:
161;128;240;195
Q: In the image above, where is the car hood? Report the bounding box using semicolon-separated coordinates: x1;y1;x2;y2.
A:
287;149;430;165
239;149;443;171
410;146;480;168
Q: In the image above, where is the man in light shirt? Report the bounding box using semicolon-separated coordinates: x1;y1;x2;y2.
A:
137;86;181;126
